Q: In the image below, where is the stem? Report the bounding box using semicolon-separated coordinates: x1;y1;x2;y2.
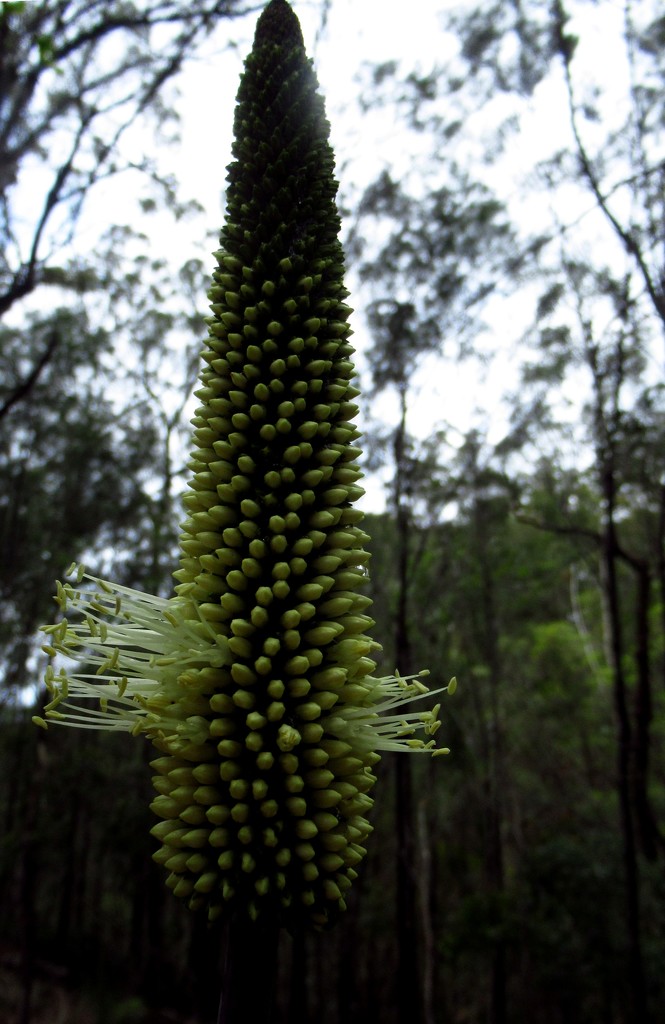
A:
392;382;421;1023
217;916;280;1024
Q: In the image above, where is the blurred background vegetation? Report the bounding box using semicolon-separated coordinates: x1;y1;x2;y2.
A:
1;0;664;1022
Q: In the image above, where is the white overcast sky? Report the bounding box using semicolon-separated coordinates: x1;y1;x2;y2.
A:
155;0;537;510
159;0;635;513
117;0;501;512
17;0;642;512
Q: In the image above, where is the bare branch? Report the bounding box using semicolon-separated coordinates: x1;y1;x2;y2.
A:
0;0;256;318
0;330;60;422
553;0;665;330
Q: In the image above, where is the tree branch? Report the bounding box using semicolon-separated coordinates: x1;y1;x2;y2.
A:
0;329;59;421
553;0;665;329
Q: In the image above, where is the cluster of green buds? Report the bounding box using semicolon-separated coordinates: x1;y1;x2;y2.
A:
35;0;455;928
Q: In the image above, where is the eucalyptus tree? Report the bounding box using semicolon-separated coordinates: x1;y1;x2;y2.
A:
435;4;665;1019
350;2;665;1020
346;139;521;1021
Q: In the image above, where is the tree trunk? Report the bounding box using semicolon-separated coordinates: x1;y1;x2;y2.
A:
18;727;46;1024
601;502;649;1022
416;797;436;1024
631;561;661;860
473;497;507;1024
392;386;423;1024
217;916;280;1024
288;929;308;1024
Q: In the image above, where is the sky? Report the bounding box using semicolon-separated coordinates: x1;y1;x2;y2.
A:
12;0;470;706
150;0;528;510
157;0;631;489
50;0;486;513
11;0;643;512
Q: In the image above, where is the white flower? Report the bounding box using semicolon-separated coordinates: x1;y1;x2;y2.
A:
35;563;233;754
327;670;456;756
35;563;455;760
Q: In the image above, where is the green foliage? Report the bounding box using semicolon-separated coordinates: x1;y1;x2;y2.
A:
0;222;205;698
2;460;665;1021
364;468;664;1023
0;308;151;691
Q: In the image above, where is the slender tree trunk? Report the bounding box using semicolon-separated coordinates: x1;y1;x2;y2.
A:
18;727;46;1024
217;916;280;1024
656;482;665;687
416;798;436;1024
288;929;307;1024
580;301;652;1019
56;796;80;948
601;507;649;1022
473;497;507;1024
631;562;661;860
395;756;419;1023
392;386;423;1024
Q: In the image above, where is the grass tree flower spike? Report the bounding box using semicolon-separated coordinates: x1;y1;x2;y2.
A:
34;0;455;928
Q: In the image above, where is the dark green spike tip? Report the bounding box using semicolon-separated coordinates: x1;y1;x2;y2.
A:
254;0;304;50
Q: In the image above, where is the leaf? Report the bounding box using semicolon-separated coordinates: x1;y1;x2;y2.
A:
536;283;565;321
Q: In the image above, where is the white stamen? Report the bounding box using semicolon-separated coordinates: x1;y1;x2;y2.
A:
35;566;455;758
35;564;232;744
327;670;456;753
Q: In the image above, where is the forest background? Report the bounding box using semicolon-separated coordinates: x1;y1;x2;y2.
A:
1;0;664;1022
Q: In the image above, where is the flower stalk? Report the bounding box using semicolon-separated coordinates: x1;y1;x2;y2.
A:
35;0;454;937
